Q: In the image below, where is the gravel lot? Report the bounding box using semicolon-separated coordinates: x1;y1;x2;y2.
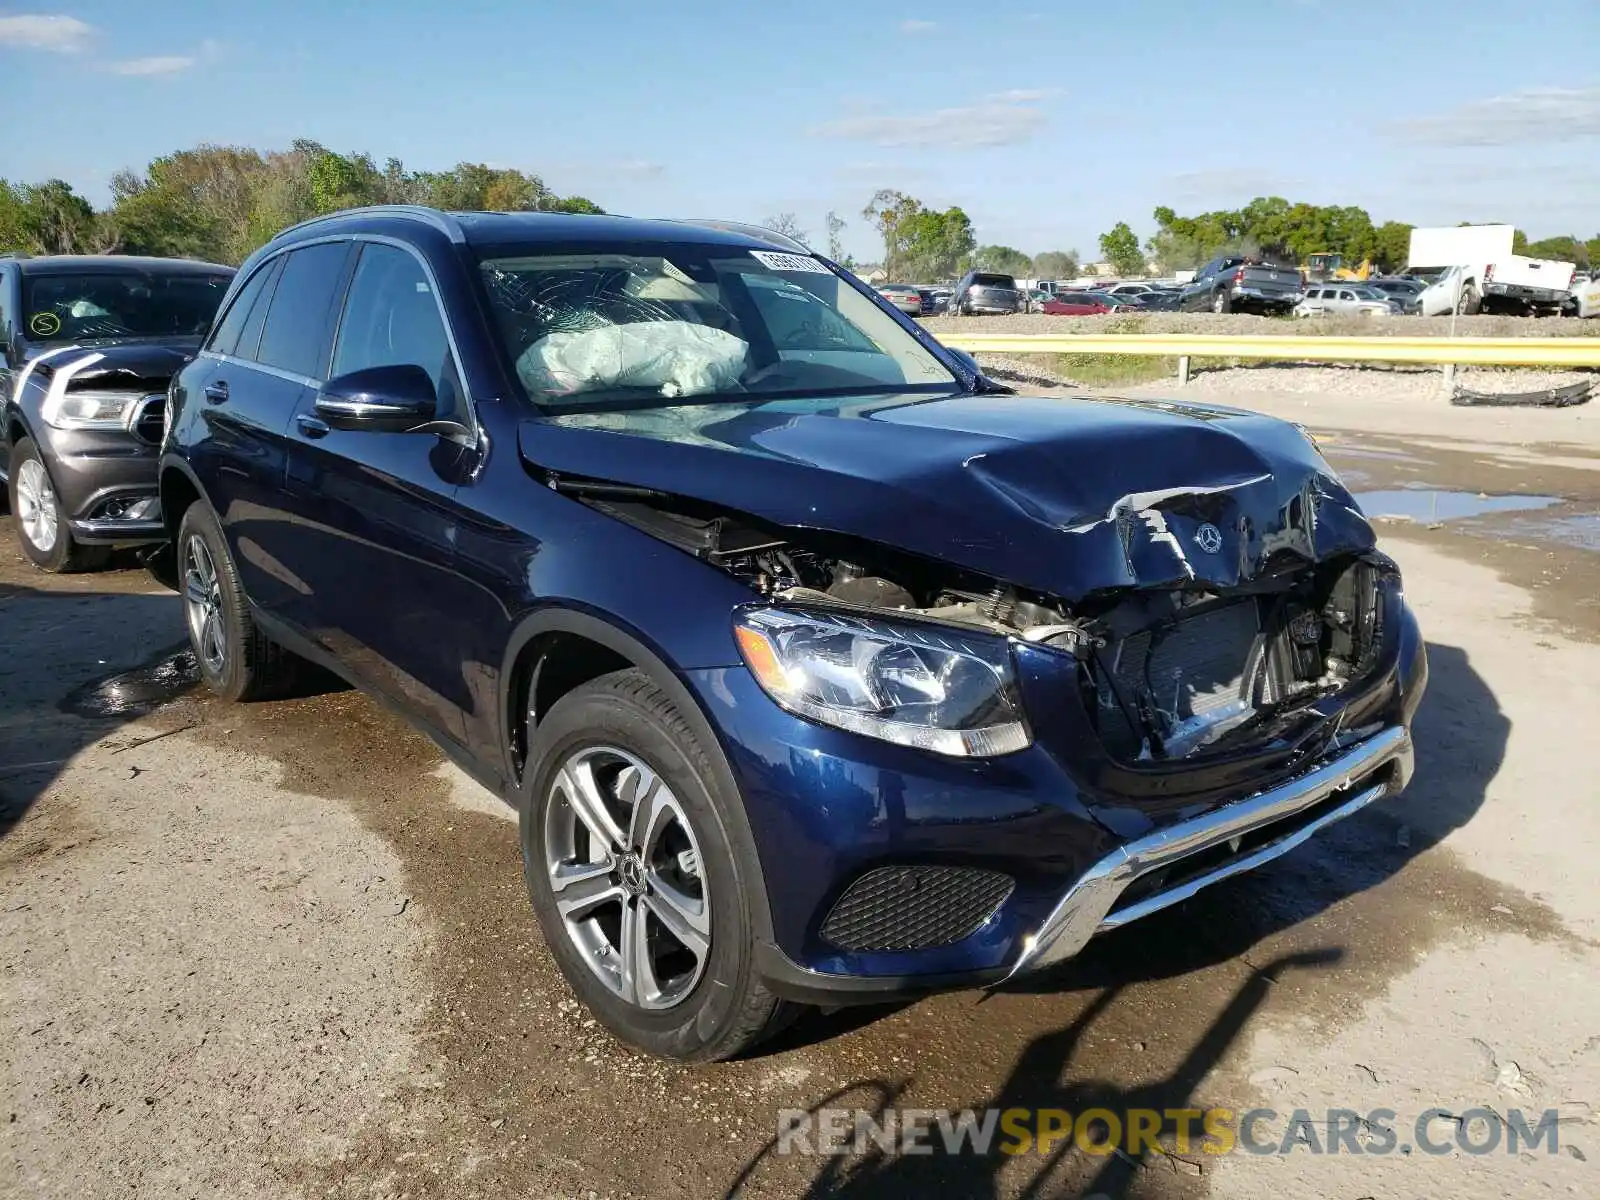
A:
2;386;1598;1199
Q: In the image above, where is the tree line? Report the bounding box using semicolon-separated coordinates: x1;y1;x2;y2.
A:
0;140;604;265
1127;199;1600;276
857;187;1600;283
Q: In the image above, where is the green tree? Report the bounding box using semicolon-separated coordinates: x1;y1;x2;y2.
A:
1371;221;1414;272
1031;249;1079;279
17;180;101;254
1524;235;1585;264
540;195;604;214
1098;221;1145;275
862;189;922;280
972;245;1033;276
900;206;975;282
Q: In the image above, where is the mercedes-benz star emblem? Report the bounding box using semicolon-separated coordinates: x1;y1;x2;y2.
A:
1194;523;1223;553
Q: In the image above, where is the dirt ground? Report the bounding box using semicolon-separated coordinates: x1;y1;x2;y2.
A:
2;378;1597;1199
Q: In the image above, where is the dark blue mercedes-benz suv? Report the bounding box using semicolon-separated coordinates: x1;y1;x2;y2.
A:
161;206;1427;1060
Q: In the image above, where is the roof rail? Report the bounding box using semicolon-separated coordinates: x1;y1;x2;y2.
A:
273;205;465;244
673;220;811;254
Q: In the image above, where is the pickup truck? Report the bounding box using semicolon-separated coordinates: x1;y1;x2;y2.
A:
1177;256;1304;315
1416;256;1576;317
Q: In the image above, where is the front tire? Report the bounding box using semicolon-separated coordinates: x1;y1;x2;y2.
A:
176;502;298;701
521;669;796;1061
7;438;109;573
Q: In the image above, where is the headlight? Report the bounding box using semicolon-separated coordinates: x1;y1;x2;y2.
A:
41;389;143;430
733;607;1030;757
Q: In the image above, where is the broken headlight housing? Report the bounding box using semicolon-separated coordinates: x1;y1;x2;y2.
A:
41;389;145;431
733;607;1030;757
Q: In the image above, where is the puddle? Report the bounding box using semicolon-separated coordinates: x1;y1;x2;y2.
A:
1326;445;1430;465
1355;488;1562;523
1500;512;1600;553
59;645;200;718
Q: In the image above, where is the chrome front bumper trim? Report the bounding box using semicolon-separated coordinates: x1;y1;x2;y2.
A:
1006;725;1414;979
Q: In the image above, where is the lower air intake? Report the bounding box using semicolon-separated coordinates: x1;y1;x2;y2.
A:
820;865;1014;953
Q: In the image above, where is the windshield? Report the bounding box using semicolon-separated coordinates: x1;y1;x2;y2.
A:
477;243;958;413
23;269;232;343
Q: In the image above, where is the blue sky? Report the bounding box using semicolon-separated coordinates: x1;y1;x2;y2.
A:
1;1;1596;261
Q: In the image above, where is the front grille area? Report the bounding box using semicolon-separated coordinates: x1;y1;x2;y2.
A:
1097;599;1261;758
820;865;1014;953
131;395;165;445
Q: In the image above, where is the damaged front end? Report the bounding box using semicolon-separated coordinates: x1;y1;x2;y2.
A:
550;470;1417;832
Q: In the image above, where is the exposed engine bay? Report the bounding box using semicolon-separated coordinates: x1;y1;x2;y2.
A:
561;482;1389;764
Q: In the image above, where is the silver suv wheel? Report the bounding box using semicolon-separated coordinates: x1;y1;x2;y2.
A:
182;534;226;675
15;459;58;553
543;744;710;1010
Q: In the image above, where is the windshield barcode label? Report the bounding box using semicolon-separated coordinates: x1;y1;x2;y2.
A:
750;251;831;274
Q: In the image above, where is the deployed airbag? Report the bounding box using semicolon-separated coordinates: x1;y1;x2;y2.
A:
517;320;748;399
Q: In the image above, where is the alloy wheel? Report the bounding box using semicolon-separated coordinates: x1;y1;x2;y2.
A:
182;535;227;675
15;459;58;553
544;745;710;1010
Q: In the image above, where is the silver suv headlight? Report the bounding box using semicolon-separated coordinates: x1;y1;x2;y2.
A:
733;607;1030;757
41;388;145;431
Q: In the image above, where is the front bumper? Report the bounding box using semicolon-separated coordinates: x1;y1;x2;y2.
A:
1007;724;1413;977
35;424;164;544
701;596;1427;1004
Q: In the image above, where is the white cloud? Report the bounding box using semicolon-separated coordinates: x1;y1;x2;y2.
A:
899;18;937;33
987;87;1057;103
811;95;1049;150
1395;86;1600;147
0;13;94;52
107;54;195;76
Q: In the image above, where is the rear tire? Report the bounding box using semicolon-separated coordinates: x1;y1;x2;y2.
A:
7;437;109;573
521;669;799;1061
1211;290;1232;314
176;502;299;702
1456;285;1481;316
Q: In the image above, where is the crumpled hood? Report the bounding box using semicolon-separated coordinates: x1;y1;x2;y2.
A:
518;391;1376;600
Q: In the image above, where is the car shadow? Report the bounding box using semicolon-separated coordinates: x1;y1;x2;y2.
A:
732;641;1503;1195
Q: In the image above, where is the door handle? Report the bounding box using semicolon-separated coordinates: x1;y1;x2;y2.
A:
204;380;229;404
295;413;330;439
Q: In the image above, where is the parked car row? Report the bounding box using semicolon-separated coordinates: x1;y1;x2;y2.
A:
2;208;1427;1064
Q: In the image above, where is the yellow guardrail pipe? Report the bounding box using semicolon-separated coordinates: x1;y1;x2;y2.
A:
938;333;1600;369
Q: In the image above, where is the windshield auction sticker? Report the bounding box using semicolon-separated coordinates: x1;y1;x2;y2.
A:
29;312;61;337
750;250;831;275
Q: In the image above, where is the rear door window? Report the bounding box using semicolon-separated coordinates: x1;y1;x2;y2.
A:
256;242;354;379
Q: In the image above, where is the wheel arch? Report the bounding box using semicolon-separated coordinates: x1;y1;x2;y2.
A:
158;455;210;541
499;605;775;945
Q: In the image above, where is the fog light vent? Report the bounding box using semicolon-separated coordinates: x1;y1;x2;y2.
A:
821;865;1013;952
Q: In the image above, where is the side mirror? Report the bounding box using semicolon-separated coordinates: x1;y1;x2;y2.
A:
315;363;437;432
